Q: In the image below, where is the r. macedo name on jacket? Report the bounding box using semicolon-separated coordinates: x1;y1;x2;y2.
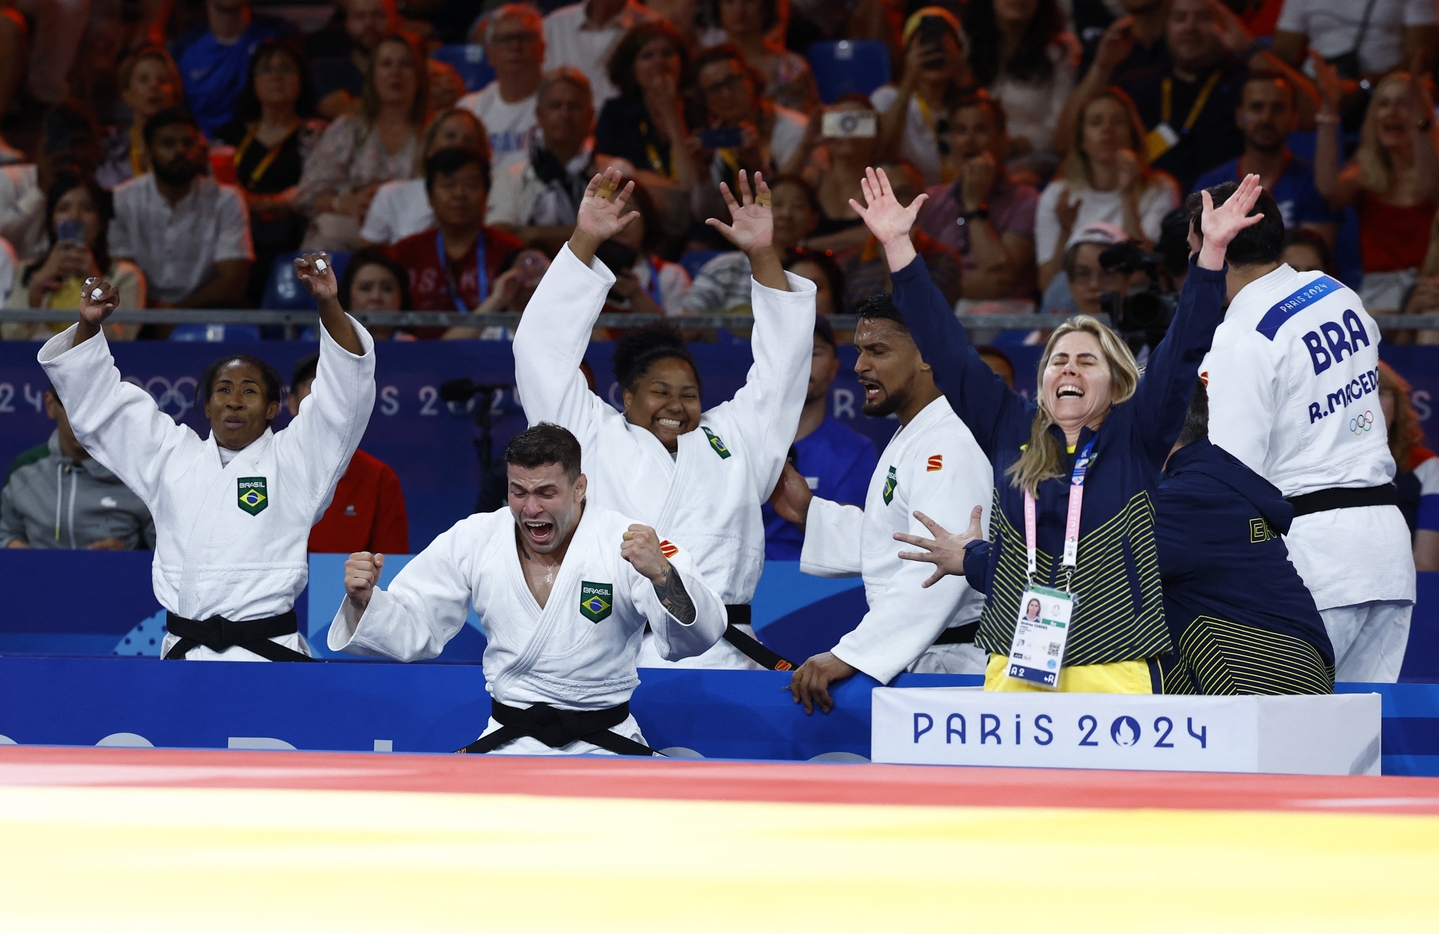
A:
1307;365;1380;424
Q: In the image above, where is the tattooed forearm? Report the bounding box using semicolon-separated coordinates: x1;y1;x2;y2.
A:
653;566;697;624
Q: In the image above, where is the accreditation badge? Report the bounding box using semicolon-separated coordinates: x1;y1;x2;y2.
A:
1143;122;1180;162
1005;586;1074;689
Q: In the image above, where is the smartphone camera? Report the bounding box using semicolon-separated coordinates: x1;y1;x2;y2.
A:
56;219;86;244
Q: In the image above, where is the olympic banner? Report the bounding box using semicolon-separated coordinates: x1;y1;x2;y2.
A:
871;688;1383;775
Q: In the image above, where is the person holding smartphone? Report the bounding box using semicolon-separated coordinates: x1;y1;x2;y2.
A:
873;7;976;187
4;174;146;341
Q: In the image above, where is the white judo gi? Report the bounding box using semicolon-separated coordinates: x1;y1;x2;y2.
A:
801;397;992;681
513;245;816;669
39;318;377;660
1201;264;1415;682
328;505;728;754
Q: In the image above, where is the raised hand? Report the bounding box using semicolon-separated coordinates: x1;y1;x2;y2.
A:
620;524;670;584
345;551;385;614
572;166;640;263
79;276;119;330
705;170;773;254
1197;172;1266;270
294;252;339;307
1309;50;1342;112
849;165;928;248
894;506;985;588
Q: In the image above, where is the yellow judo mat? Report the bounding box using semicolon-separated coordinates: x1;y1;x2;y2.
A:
0;747;1436;932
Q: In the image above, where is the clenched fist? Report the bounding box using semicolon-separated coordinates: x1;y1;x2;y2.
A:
293;251;339;306
345;551;386;614
80;277;119;327
620;524;670;584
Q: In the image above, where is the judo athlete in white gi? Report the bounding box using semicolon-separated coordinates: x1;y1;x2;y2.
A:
332;424;728;755
39;256;375;660
513;167;816;670
1195;182;1416;682
771;294;993;714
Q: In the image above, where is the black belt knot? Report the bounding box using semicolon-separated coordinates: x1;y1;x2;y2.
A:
459;700;655;756
164;610;315;662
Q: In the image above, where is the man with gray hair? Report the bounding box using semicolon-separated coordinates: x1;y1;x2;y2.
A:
458;3;545;171
487;68;634;254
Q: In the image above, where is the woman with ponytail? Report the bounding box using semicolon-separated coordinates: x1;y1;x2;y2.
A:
849;166;1265;693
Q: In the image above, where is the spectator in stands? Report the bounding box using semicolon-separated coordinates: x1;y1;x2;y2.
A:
596;20;702;193
0;237;14;303
1;386;155;550
794;96;882;254
1193;75;1339;246
216;39;327;306
458;4;544;173
96;47;181;191
4;174;145;340
1402;211;1439;341
1272;0;1437;132
360;107;488;246
288;352;408;554
387;145;524;331
0;0;89;150
442;245;554;340
1;100;102;263
762;315;878;560
783;247;845;315
173;0;295;138
599;180;691;315
1067;0;1170;111
543;0;656;106
110;108;253;308
873;7;974;187
1054;221;1132;315
682;172;816;313
701;0;818;112
427;60;466;113
962;0;1079;177
1314;61;1438;314
296;31;430;253
338;243;411;310
916;92;1039;307
1378;361;1439;571
1280;226;1335;274
488;69;632;255
0;6;22;162
978;344;1016;387
311;0;399;119
1037;89;1179;291
839;161;965;310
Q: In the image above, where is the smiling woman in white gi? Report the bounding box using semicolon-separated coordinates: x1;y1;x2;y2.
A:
513;166;816;670
39;254;375;660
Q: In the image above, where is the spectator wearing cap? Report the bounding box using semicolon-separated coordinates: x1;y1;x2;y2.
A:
762;316;878;560
360;107;490;247
838;161;965;311
288;353;408;554
916;91;1038;309
1043;220;1132;315
699;0;819;113
458;4;545;173
1;100;102;263
543;0;657;107
310;0;399;119
172;0;296;138
109;108;253;308
96;46;183;191
872;7;975;188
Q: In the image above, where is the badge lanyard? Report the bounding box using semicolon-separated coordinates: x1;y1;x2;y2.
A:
233;121;299;189
435;229;489;313
643;257;664;308
1023;436;1096;594
913;94;957;183
1161;70;1222;135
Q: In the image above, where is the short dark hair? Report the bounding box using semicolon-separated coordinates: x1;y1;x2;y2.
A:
814;314;837;351
608;20;690;98
612;322;699;391
143;107;201;150
691;44;763;97
769;174;821;216
505;422;582;482
424;145;491;195
234;39;318;123
291;352;320;391
1184;182;1285;267
783;247;846;313
1243;73;1298;109
195;354;284;410
705;0;778;33
1157;206;1193;277
1282;227;1334;274
339;245;413;310
1176;379;1209;449
948;89;1008;136
854;293;908;333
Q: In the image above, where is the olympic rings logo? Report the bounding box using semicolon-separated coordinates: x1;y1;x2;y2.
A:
1349;410;1374;434
123;375;197;423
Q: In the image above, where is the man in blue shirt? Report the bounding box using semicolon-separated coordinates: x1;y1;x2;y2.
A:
173;0;295;138
762;316;877;560
1191;75;1339;247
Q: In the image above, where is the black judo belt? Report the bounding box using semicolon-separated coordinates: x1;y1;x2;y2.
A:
932;621;980;645
1287;483;1398;518
458;700;655;756
721;604;800;671
164;610;316;662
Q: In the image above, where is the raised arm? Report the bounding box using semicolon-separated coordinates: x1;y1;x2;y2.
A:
621;524;727;661
1311;53;1362;209
851;166;1031;456
331;531;475;661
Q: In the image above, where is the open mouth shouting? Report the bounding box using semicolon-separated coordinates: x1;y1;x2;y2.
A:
520;516;557;548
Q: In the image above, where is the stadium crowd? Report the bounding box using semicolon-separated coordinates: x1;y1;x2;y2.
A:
1;0;1438;750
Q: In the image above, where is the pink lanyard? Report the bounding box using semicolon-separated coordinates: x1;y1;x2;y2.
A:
1023;436;1097;587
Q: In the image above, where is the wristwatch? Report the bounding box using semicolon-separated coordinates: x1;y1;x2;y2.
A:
956;204;989;226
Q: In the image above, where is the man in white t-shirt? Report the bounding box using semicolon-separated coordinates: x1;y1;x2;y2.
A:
458;4;545;173
542;0;655;107
1273;0;1437;81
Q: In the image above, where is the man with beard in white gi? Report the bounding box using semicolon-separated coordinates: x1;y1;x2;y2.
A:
770;293;993;714
512;166;816;670
1194;181;1415;682
39;255;374;660
334;424;728;755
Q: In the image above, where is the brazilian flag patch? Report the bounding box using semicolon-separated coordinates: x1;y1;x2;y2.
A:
882;466;897;505
580;581;613;623
701;427;732;459
237;477;268;515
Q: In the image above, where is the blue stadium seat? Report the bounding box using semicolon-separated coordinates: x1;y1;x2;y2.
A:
431;45;495;93
679;250;725;280
261;251;351;311
806;41;891;104
168;324;263;342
